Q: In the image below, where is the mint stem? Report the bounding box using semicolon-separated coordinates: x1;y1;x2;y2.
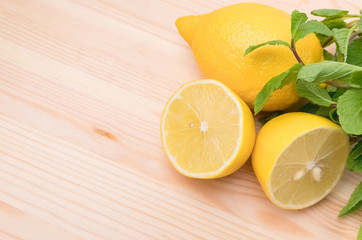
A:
322;36;334;48
346;14;361;18
326;80;351;88
346;20;359;29
349;135;362;144
349;32;359;44
291;39;305;65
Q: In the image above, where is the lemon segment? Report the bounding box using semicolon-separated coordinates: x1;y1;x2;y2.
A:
161;79;255;179
252;112;350;209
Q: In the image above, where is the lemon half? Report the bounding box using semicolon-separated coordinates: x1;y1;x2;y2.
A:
161;79;255;178
252;112;350;209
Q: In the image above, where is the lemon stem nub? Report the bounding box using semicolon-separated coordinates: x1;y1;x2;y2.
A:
175;16;199;46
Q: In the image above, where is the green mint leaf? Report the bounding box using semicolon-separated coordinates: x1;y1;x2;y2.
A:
347;140;362;171
291;10;308;38
347;38;362;67
297;61;362;87
296;80;336;107
300;103;320;113
259;111;284;125
322;17;347;30
244;40;290;56
326;85;338;93
329;108;339;124
323;49;334;60
337;88;362;135
352;71;362;87
336;49;346;62
300;103;334;118
329;88;347;100
333;27;357;58
339;181;362;216
359;10;362;31
254;63;303;114
311;9;349;17
294;20;333;43
358;225;362;240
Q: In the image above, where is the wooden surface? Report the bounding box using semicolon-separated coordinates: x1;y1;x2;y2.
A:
0;0;361;239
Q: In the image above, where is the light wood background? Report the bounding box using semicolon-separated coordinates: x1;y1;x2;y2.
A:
0;0;361;239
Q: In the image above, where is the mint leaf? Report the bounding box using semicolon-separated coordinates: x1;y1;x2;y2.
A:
259;111;284;125
244;40;290;56
326;85;338;93
359;10;362;31
294;20;333;43
347;141;362;171
333;27;357;58
352;71;362;87
300;103;334;118
358;225;362;240
347;38;362;67
329;108;339;124
323;49;334;60
297;61;362;87
296;80;336;106
329;88;347;100
311;9;349;17
339;182;362;216
337;88;362;135
291;10;308;37
322;17;347;30
254;63;303;114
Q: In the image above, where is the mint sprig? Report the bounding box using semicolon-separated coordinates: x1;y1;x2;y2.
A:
248;8;362;219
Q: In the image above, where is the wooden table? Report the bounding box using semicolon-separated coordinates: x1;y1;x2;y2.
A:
0;0;361;239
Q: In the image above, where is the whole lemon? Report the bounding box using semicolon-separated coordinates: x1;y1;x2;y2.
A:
176;3;324;111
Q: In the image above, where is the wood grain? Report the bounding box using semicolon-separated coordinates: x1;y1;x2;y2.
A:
0;0;361;239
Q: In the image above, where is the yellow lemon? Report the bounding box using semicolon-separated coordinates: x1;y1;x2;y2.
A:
252;112;350;209
161;79;255;178
176;3;324;111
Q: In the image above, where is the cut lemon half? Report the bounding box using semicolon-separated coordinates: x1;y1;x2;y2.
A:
252;112;350;209
160;79;255;179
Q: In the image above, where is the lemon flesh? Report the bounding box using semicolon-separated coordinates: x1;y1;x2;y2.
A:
161;79;255;179
252;112;350;209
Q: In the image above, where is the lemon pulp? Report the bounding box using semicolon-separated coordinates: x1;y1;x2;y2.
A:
161;79;255;179
269;127;349;208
